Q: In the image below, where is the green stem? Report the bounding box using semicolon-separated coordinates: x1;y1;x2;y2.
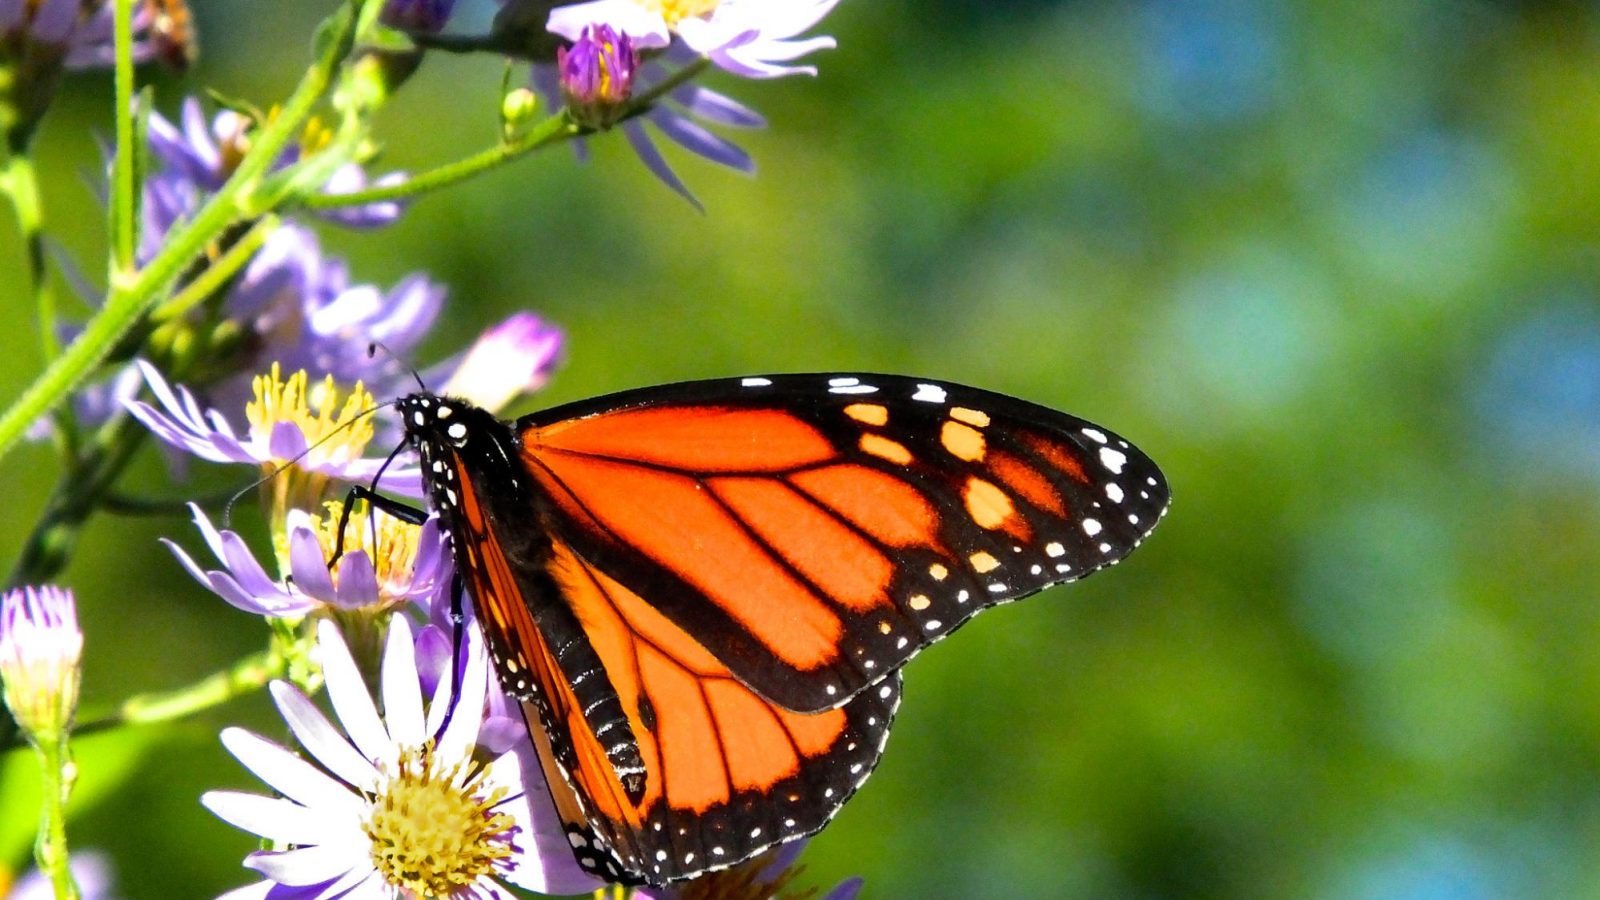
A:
304;57;711;211
110;0;137;274
6;412;148;590
0;0;371;469
0;650;282;752
152;215;278;322
32;733;77;899
303;110;579;210
0;152;59;361
98;649;281;732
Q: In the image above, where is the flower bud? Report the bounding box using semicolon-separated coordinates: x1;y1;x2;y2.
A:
558;25;636;128
0;585;83;742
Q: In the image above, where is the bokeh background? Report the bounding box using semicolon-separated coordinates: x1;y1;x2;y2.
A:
4;0;1600;896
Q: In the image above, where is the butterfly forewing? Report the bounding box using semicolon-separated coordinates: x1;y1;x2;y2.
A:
516;373;1169;713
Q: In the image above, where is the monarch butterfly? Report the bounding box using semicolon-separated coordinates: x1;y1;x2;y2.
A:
387;373;1168;886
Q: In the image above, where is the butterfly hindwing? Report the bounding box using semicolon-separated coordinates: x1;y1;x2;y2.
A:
515;373;1169;713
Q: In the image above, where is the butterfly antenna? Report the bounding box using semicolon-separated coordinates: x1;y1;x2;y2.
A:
367;341;427;391
221;399;397;528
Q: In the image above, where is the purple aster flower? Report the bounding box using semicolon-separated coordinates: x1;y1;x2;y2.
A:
164;501;448;618
531;55;761;208
381;0;457;33
558;24;637;126
8;850;116;900
537;0;839;205
217;223;444;406
205;618;600;898
547;0;839;79
144;97;406;231
0;585;82;741
0;0;165;70
635;839;863;900
434;312;565;414
124;361;424;498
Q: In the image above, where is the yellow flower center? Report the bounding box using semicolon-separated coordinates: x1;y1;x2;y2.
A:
246;363;377;469
638;0;722;25
306;499;428;608
365;743;515;897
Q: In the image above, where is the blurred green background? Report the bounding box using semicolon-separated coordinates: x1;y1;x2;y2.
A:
5;0;1600;896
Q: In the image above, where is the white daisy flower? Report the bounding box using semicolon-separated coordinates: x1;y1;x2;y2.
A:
203;618;600;899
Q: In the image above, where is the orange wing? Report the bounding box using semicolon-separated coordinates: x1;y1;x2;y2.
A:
466;521;901;884
517;373;1169;713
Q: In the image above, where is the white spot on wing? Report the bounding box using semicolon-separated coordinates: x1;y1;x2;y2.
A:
742;377;773;387
1046;542;1066;558
1106;483;1125;503
913;383;947;403
1083;518;1103;537
1099;447;1127;474
1082;427;1108;444
829;376;860;387
830;384;879;395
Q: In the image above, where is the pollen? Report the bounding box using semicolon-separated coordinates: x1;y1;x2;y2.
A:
247;363;377;466
364;742;515;897
305;500;428;609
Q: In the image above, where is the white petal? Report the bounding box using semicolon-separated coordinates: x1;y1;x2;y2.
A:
380;616;425;748
199;791;354;845
244;844;366;886
547;0;670;47
268;684;382;794
219;727;364;817
317;620;393;766
435;627;488;763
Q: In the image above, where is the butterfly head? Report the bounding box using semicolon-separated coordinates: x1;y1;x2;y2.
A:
396;393;482;450
396;393;523;514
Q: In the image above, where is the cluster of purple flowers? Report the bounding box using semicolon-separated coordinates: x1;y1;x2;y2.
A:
8;0;863;895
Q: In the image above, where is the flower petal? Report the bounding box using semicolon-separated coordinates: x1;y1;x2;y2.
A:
219;726;365;818
379;616;425;748
316;620;392;765
244;845;366;887
547;0;669;47
200;790;352;846
270;681;381;792
621;120;704;212
435;627;487;760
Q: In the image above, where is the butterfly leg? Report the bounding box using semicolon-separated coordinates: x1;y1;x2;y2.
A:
328;485;429;570
432;572;469;740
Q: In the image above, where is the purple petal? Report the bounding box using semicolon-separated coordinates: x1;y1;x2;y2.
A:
268;421;310;462
621;120;704;212
668;82;766;129
648;106;755;173
331;551;379;609
286;521;337;603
